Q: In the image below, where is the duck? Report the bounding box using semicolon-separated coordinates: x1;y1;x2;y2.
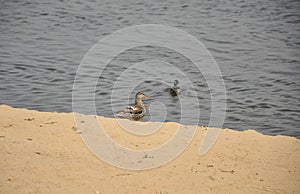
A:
169;80;181;96
116;92;149;120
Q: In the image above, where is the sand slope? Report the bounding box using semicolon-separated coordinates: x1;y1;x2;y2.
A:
0;105;299;193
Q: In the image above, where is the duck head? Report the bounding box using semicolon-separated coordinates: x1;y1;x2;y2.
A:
174;80;179;87
136;92;149;99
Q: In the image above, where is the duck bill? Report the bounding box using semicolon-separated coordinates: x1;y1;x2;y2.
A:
144;95;149;99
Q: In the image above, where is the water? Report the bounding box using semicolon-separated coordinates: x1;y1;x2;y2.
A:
0;0;299;137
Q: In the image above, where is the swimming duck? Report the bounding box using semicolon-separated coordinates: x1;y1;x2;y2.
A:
116;92;149;120
169;80;181;96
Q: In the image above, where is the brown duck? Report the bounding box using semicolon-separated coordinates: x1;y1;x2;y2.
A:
116;92;149;120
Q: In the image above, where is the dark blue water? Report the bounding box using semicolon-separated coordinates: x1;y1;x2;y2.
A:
0;0;299;137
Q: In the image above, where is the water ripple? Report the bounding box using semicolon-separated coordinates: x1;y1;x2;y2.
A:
0;0;299;138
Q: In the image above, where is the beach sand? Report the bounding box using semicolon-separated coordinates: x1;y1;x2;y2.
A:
0;105;299;193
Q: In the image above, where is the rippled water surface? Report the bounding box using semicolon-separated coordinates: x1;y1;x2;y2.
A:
1;0;299;137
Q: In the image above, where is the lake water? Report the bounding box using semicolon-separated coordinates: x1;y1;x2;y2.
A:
0;0;299;137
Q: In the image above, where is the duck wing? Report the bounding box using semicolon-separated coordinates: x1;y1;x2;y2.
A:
169;86;181;96
117;105;142;113
116;105;143;119
125;105;143;114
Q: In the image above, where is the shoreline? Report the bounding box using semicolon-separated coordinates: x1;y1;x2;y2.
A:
1;105;299;193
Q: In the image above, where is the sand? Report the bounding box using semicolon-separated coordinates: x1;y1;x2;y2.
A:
0;105;299;193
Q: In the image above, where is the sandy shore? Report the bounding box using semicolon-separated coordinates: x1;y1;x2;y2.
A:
0;105;299;193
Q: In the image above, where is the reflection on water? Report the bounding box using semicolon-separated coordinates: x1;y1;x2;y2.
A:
0;0;299;137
